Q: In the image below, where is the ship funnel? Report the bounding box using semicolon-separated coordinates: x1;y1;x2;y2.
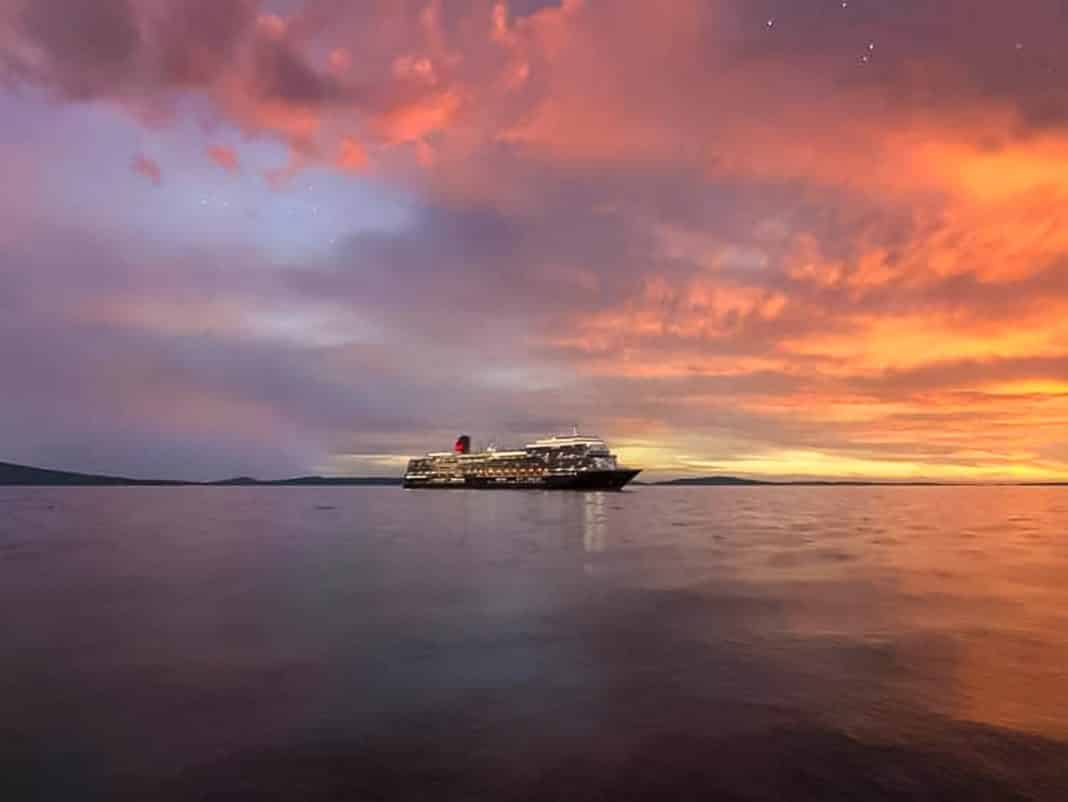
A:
454;435;471;454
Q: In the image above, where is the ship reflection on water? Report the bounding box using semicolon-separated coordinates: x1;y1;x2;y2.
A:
583;492;607;554
2;485;1068;800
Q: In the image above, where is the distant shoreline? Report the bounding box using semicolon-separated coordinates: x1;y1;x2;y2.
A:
0;461;401;487
3;460;1066;488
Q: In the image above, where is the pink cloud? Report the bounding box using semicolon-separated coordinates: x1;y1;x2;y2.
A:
207;145;240;174
132;154;162;186
336;136;368;172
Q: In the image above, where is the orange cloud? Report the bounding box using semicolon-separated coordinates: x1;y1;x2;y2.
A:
375;89;461;144
132;154;162;186
207;145;240;174
337;136;368;172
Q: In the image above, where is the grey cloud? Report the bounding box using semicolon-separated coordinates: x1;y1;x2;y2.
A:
11;0;141;97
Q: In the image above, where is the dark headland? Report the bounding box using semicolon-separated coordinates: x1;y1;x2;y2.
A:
0;461;401;487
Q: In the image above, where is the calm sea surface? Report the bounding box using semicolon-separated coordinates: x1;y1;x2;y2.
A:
2;486;1067;800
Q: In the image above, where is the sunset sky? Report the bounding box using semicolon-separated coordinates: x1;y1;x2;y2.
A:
2;0;1068;480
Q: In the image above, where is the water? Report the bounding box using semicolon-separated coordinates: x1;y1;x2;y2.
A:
2;486;1067;800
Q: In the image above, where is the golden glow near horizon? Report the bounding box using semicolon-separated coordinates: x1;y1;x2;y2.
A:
674;452;1064;483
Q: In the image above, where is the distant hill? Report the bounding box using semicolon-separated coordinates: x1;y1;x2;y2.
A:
0;461;402;487
209;476;401;487
0;461;186;486
654;476;773;486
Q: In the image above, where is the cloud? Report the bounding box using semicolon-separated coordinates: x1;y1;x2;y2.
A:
4;0;1068;479
132;154;162;185
336;135;367;172
207;144;240;173
156;0;258;87
2;0;142;98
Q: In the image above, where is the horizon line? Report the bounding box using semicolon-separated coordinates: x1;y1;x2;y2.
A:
4;459;1068;488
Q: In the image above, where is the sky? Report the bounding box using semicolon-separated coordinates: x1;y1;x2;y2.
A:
2;0;1068;481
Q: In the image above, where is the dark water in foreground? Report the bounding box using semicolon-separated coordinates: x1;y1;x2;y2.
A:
2;487;1067;801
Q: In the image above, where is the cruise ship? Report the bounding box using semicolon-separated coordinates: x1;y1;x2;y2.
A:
403;431;641;490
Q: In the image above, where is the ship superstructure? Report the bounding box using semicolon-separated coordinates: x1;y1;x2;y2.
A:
403;432;640;490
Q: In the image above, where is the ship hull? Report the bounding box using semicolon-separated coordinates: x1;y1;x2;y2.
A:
541;469;641;490
404;469;641;491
